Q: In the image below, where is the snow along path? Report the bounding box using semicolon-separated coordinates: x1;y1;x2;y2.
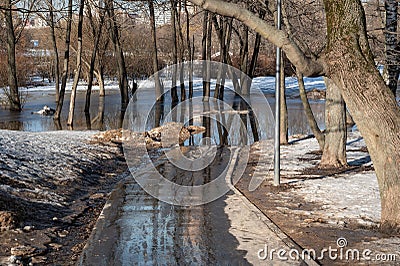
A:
0;129;130;265
248;131;379;227
280;131;379;227
0;130;122;208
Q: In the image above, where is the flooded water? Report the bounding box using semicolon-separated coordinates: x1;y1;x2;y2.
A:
0;90;123;131
0;86;325;139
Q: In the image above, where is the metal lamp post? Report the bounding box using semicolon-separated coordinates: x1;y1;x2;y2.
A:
274;0;282;186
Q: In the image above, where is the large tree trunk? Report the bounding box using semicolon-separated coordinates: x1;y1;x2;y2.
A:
4;0;21;111
324;0;400;229
384;0;399;97
249;32;261;78
54;0;73;121
201;11;211;100
175;2;186;102
320;77;347;167
213;16;227;100
67;0;84;127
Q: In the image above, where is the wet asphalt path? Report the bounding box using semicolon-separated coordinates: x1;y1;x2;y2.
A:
78;147;314;265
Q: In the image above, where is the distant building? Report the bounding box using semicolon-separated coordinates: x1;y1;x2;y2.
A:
25;15;47;28
154;6;171;27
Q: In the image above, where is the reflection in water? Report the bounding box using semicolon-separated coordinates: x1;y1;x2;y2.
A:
0;88;325;138
115;179;249;265
0;120;23;130
0;90;123;131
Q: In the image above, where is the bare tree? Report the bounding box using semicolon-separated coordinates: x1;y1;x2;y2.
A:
384;0;398;97
48;0;60;103
149;0;163;101
67;0;85;127
105;0;130;119
279;55;288;145
170;0;179;104
85;0;106;114
54;0;73;121
3;0;21;111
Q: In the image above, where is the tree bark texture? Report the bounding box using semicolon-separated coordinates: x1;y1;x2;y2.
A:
320;77;347;167
170;0;179;104
279;55;288;145
324;0;400;228
85;1;105;114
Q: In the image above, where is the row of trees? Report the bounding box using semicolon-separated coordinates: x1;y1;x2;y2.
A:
1;0;400;229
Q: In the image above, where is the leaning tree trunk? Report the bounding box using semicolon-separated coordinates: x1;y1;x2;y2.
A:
320;77;347;167
297;70;325;149
5;0;21;111
54;0;73;121
324;0;400;229
67;0;84;127
384;0;399;97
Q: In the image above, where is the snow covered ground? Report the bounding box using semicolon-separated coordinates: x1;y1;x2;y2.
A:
277;131;379;227
245;131;400;264
0;130;120;208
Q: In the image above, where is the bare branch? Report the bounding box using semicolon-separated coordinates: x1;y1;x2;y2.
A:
188;0;325;76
